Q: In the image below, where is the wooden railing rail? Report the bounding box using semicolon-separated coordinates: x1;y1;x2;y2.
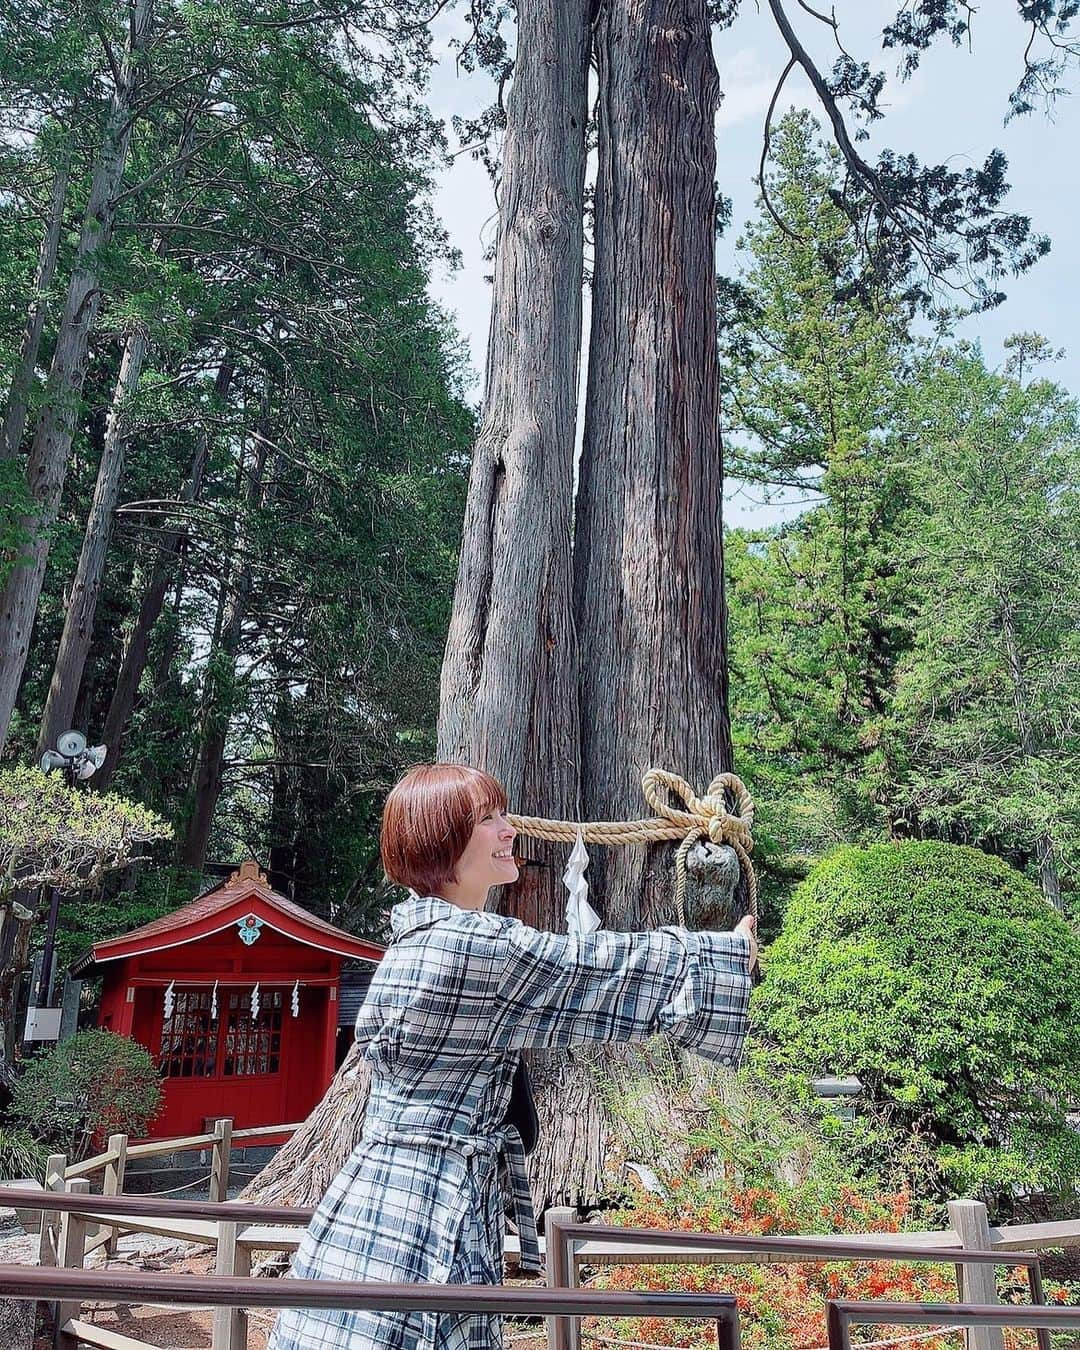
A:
0;1262;741;1350
63;1147;122;1181
827;1301;1080;1350
229;1123;301;1141
58;1118;300;1187
0;1186;312;1225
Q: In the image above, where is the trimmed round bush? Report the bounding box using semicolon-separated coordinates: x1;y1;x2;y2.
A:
11;1030;162;1160
756;841;1080;1199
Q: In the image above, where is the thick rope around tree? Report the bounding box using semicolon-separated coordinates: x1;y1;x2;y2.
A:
507;769;757;925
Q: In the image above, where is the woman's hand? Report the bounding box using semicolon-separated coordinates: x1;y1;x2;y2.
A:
734;913;758;970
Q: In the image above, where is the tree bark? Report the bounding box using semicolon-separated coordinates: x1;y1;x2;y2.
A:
179;389;272;871
240;1042;371;1207
95;357;234;790
0;0;156;756
37;327;150;756
0;135;72;463
436;0;591;933
0;898;34;1083
574;0;732;930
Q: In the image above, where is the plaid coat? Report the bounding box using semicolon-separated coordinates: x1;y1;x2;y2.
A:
268;895;752;1350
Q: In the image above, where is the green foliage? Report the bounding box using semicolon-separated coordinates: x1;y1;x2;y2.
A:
10;1030;162;1161
52;862;188;974
723;115;1079;918
0;766;170;899
0;1126;48;1182
597;1038;940;1205
890;348;1080;901
0;459;33;584
1;0;473;927
756;841;1080;1202
721;113;915;903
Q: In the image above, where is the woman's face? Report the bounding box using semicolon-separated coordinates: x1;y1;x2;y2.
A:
452;807;518;897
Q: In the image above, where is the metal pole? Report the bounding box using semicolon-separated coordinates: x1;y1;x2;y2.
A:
37;885;62;1008
36;758;79;1011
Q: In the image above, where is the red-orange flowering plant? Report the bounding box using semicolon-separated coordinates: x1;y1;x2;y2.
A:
583;1184;1051;1350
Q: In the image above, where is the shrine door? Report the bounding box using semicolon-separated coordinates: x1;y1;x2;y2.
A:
145;986;325;1138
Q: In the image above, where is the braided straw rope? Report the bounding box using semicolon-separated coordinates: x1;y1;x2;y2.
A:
507;769;757;924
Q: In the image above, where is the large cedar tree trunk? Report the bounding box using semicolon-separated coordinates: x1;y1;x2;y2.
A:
248;0;735;1222
435;0;595;1214
0;0;155;753
37;328;151;756
95;358;234;790
574;0;732;931
0;137;72;463
436;0;591;934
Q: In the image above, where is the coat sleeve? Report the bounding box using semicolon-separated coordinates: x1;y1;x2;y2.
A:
489;921;752;1067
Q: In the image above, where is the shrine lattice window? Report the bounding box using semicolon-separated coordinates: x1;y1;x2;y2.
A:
223;990;283;1076
159;990;217;1079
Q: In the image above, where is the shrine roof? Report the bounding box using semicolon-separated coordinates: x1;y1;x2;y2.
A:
70;860;384;975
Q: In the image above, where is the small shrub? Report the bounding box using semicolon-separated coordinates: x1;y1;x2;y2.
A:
10;1030;161;1160
0;1126;47;1182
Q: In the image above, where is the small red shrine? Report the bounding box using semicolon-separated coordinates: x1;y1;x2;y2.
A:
71;861;384;1139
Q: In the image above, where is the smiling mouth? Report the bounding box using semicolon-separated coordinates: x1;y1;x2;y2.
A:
493;850;516;861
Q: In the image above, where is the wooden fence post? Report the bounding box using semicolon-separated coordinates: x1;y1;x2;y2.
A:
54;1178;89;1350
546;1207;579;1350
37;1154;67;1269
212;1219;251;1350
102;1132;128;1257
947;1199;1005;1350
210;1117;233;1204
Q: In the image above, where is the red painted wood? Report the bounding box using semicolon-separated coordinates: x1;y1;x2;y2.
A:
92;866;381;1138
93;890;382;965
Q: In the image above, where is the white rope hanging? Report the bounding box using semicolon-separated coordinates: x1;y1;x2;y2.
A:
250;982;260;1020
291;980;300;1017
210;980;218;1021
163;980;175;1022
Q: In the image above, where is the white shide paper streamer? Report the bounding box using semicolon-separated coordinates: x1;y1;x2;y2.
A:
563;827;602;935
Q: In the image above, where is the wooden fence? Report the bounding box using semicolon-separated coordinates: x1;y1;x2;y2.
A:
34;1118;300;1268
5;1118;1080;1350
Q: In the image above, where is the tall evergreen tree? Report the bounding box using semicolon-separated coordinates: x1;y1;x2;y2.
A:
892;348;1080;909
722;113;914;858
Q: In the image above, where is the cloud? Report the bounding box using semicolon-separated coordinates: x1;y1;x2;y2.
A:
715;46;819;130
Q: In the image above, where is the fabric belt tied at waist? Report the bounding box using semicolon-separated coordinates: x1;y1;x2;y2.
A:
362;1124;540;1274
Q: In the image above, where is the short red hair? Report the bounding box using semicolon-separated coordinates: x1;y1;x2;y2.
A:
380;763;508;896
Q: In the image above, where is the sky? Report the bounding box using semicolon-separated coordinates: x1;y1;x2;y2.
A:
420;4;1080;529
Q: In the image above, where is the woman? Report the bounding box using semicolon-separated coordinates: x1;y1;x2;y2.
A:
269;763;756;1350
